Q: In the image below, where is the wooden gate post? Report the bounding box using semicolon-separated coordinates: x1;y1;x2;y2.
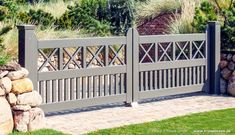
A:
17;25;38;91
207;21;221;94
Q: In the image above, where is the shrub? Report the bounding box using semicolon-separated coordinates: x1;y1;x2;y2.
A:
18;9;55;29
167;0;201;34
56;0;111;36
0;0;19;23
192;0;235;50
109;0;135;35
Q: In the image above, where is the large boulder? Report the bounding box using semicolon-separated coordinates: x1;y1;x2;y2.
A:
11;78;33;94
0;62;21;72
7;68;29;81
0;87;5;96
12;105;31;111
221;68;232;80
28;108;45;131
221;53;227;60
6;93;17;106
13;111;29;132
228;72;235;96
17;91;42;107
219;60;228;69
220;78;227;94
0;77;12;94
0;97;13;134
0;71;9;79
228;62;235;70
227;54;233;61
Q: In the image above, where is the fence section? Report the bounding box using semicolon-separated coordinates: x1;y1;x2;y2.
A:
18;22;220;113
134;33;208;101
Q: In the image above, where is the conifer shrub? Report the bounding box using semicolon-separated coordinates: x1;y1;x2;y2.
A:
192;0;235;50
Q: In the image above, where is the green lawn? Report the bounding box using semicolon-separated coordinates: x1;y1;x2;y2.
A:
9;108;235;135
88;108;235;135
9;129;67;135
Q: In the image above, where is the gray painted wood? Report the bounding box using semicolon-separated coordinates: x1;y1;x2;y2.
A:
76;77;81;99
46;80;51;103
139;84;204;100
70;78;75;100
52;80;57;102
38;37;126;49
18;24;219;113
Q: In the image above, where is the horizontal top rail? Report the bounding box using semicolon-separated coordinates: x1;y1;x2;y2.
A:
38;36;127;49
139;33;206;43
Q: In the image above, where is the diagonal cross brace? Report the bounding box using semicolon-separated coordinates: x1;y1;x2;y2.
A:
38;49;58;71
176;42;189;60
158;42;173;61
192;41;205;59
139;43;155;63
87;46;105;67
63;47;82;69
109;45;125;65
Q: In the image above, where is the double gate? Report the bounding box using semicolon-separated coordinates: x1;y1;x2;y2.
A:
18;22;220;113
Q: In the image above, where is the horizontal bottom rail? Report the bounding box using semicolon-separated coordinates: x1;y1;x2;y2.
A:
40;94;126;113
138;84;205;100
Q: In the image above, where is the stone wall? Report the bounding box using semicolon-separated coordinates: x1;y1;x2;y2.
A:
0;62;45;134
220;53;235;96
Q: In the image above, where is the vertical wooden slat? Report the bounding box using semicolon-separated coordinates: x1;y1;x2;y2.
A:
168;69;171;88
99;75;103;96
58;79;63;102
189;67;192;85
164;69;167;88
140;72;144;91
110;74;114;95
172;69;175;87
39;81;45;103
145;71;148;91
52;80;57;102
88;76;92;98
64;78;69;101
197;66;200;84
120;74;124;94
176;68;180;87
93;76;98;97
159;70;162;89
193;67;196;84
181;68;184;86
201;66;204;84
76;77;80;99
70;78;75;100
115;74;119;94
46;80;51;103
185;67;188;86
82;77;86;99
104;75;108;96
154;70;158;89
149;71;153;90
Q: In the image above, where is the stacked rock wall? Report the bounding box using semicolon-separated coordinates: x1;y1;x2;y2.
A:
0;62;45;134
220;53;235;96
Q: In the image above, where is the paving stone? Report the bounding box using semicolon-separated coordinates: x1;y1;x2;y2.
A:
45;94;235;135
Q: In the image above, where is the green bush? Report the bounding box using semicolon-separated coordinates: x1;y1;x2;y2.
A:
192;0;235;50
18;9;55;29
0;0;19;23
109;0;135;35
56;0;111;36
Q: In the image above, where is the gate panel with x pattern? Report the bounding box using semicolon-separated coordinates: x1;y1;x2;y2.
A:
136;33;208;100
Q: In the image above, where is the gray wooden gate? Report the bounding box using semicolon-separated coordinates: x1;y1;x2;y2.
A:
18;22;220;113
